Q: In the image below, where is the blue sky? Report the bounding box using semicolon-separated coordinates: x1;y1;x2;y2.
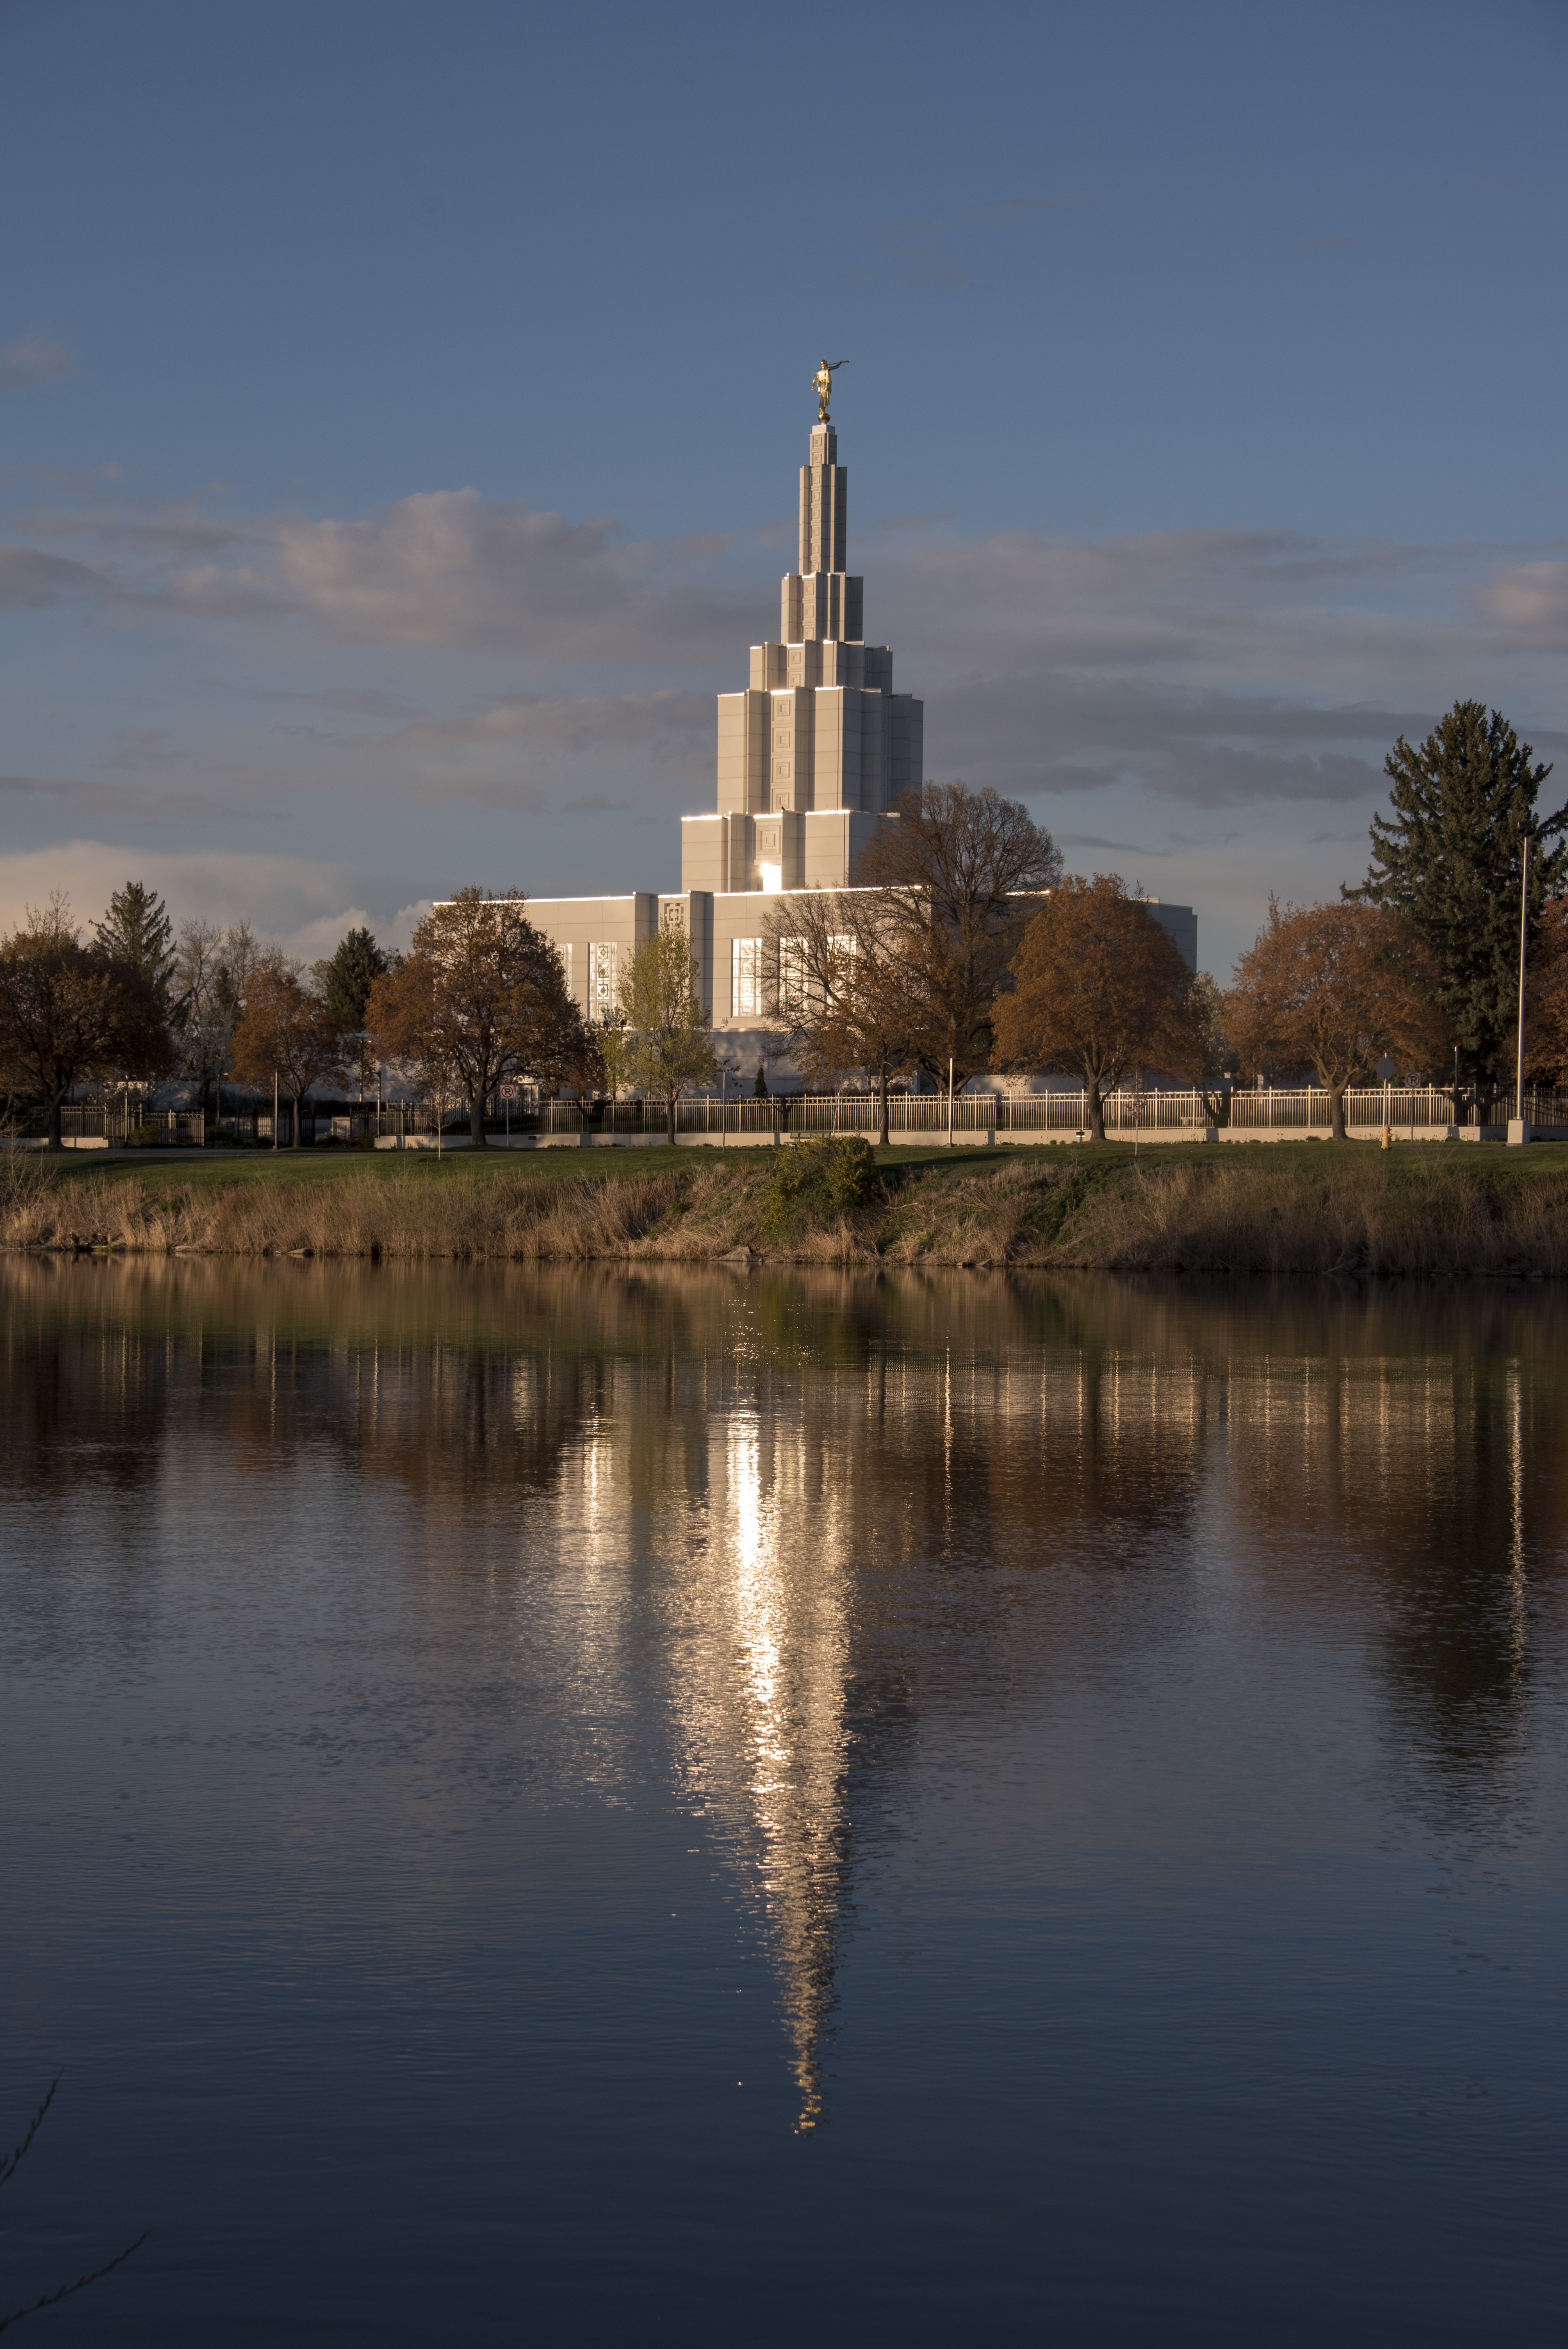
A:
2;0;1565;973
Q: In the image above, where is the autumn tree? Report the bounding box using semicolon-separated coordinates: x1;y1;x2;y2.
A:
0;898;171;1147
850;781;1062;1082
1349;700;1564;1098
365;889;586;1146
171;919;262;1117
599;925;717;1145
992;875;1201;1142
1225;898;1448;1142
762;887;917;1145
1524;895;1568;1085
230;957;348;1146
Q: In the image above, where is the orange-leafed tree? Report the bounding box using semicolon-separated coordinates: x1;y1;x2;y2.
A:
1525;895;1568;1085
366;889;589;1146
230;958;347;1147
991;875;1201;1141
0;897;171;1148
1224;898;1447;1141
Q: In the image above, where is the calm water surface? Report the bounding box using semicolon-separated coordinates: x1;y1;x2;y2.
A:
2;1260;1566;2344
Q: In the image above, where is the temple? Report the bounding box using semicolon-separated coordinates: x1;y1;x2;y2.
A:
522;403;924;1060
677;416;922;897
523;393;1194;1072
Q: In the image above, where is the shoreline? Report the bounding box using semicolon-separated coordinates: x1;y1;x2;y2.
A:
6;1143;1568;1280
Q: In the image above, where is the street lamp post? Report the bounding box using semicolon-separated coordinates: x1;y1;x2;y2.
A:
1511;827;1536;1144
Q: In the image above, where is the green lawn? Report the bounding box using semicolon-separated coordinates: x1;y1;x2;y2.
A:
36;1135;1568;1196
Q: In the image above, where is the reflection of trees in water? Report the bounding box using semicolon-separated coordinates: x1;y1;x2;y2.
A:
1178;1283;1568;1790
9;1258;1565;2101
0;1259;172;1504
0;1256;604;1521
1374;1359;1530;1772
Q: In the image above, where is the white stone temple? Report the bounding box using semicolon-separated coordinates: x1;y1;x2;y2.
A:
524;393;1194;1076
677;415;923;898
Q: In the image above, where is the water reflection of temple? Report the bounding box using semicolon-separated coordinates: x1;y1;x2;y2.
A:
534;1272;1221;2130
7;1260;1567;2110
665;1405;850;2127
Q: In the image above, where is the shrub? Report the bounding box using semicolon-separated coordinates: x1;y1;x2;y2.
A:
760;1135;882;1242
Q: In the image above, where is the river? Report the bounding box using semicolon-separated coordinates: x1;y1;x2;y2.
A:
2;1259;1565;2344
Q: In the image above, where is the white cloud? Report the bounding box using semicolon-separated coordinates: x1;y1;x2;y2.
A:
0;332;72;392
0;843;413;959
1476;560;1568;649
389;899;436;951
253;489;742;659
283;907;377;961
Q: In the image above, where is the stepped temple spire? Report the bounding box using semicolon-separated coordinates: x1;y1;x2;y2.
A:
680;394;923;895
783;421;860;644
506;379;1195;1052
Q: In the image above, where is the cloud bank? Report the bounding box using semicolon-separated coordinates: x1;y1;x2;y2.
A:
2;467;1564;970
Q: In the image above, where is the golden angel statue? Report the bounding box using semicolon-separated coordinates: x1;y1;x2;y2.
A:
812;357;846;422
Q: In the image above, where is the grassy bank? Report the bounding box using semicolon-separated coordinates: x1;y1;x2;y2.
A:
7;1139;1568;1277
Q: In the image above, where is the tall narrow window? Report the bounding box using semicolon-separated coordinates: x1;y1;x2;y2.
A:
732;937;760;1019
590;941;617;1019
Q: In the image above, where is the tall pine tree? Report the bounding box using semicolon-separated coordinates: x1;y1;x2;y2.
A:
1349;701;1564;1088
312;927;390;1028
93;880;176;1011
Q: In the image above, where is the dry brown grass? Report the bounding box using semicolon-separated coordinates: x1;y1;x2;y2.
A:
0;1164;691;1261
1046;1153;1568;1277
5;1147;1568;1276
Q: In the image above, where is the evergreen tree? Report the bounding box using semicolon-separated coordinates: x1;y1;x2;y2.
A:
92;881;176;1010
1349;701;1564;1088
312;927;390;1027
753;1059;768;1099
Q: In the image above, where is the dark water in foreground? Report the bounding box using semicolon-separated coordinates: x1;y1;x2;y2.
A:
2;1262;1566;2346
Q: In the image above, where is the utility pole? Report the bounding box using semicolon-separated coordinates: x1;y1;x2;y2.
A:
1511;828;1534;1144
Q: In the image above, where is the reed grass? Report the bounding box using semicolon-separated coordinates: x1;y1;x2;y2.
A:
5;1146;1568;1276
